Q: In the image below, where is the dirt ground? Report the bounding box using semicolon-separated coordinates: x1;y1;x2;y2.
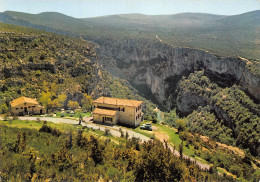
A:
154;131;169;143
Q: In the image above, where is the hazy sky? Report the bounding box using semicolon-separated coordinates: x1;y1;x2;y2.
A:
0;0;259;18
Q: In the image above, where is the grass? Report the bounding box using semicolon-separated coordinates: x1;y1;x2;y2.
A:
154;124;196;157
217;167;237;179
132;127;154;138
0;119;128;146
55;110;91;118
1;119;79;132
131;120;210;165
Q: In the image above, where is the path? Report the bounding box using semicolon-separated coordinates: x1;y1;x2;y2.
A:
156;34;166;44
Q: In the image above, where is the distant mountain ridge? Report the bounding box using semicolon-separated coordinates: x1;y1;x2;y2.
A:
0;10;259;59
2;10;259;30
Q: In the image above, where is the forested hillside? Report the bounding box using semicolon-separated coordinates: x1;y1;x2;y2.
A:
0;121;235;181
177;71;260;156
0;22;155;115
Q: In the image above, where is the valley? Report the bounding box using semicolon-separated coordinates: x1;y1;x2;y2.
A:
0;9;259;181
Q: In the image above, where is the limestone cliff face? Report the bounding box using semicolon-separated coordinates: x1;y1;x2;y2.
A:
92;38;260;110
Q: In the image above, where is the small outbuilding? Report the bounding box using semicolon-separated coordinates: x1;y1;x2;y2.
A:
10;96;46;116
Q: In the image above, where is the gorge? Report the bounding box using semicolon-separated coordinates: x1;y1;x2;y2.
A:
90;37;260;113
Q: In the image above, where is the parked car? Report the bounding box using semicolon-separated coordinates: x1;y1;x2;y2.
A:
140;124;152;131
145;123;152;127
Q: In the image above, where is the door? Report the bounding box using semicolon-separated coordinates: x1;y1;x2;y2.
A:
24;107;27;113
102;117;105;124
40;109;43;115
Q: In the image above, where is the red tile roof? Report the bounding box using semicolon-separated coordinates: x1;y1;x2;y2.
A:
10;96;39;107
93;97;143;107
92;108;117;116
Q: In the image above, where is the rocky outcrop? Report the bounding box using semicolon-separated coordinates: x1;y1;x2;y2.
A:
176;93;208;115
90;38;260;110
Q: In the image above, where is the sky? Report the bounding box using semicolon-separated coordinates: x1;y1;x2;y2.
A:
0;0;259;18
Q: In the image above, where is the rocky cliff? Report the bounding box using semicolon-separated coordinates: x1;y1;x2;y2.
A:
90;37;260;110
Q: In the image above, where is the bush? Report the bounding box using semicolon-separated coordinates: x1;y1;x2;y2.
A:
152;118;158;124
229;165;242;178
125;131;129;140
52;128;61;137
12;116;18;120
144;115;152;121
39;122;61;137
104;129;111;136
4;115;9;121
39;124;52;133
119;128;124;138
36;117;41;122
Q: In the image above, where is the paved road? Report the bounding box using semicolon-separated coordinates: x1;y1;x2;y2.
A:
17;117;151;142
2;116;209;170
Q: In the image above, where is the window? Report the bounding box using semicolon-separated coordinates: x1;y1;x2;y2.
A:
122;108;125;112
21;107;23;109
16;108;18;110
105;117;112;122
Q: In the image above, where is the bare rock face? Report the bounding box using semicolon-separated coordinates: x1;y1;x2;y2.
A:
93;38;260;110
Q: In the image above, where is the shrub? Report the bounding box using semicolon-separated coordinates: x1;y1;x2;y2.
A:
4;115;9;121
230;165;242;178
52;128;61;137
152;117;158;124
39;122;61;137
12;116;18;120
125;131;129;140
36;117;41;122
119;128;124;138
104;128;111;136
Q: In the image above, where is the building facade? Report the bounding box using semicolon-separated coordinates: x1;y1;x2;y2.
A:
10;96;46;116
92;97;143;127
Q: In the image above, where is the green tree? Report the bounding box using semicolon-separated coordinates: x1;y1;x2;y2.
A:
179;140;184;159
57;93;67;108
50;99;59;112
78;114;83;125
82;94;93;111
90;135;103;166
39;91;52;113
0;103;8;114
175;119;186;133
76;130;83;148
50;82;58;97
67;100;79;111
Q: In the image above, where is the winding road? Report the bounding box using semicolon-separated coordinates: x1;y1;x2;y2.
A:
17;116;151;142
1;116;210;170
